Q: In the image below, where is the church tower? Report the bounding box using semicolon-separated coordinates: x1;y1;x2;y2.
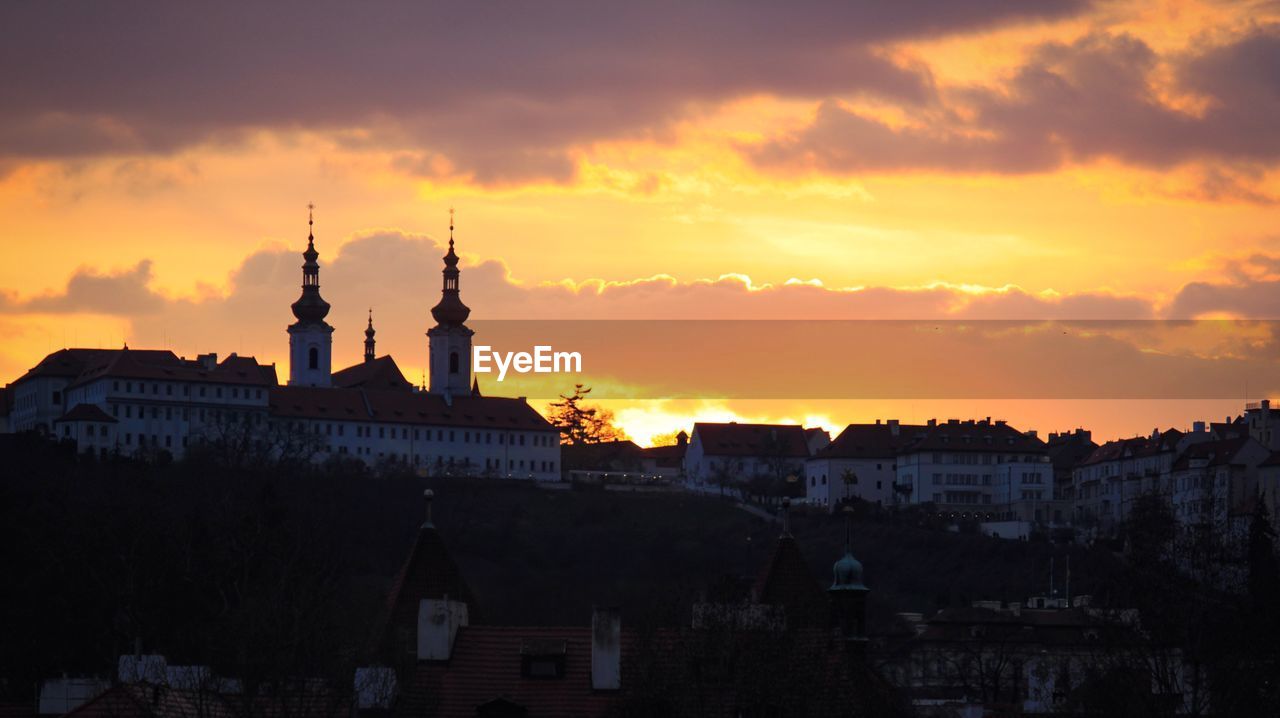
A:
287;204;334;387
427;211;474;399
364;309;377;363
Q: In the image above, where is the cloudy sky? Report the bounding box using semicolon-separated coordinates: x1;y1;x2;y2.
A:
3;0;1279;443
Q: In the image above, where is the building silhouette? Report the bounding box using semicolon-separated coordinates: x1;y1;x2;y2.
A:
0;210;560;479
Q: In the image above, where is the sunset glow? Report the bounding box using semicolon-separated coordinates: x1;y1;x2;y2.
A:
4;0;1280;443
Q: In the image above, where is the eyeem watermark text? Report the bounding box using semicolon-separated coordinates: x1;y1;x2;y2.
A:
473;345;583;381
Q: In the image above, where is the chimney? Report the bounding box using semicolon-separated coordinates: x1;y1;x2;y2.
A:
1263;399;1272;411
927;418;937;427
591;607;622;691
417;598;469;661
197;353;217;371
1193;421;1206;433
676;431;688;448
888;419;899;436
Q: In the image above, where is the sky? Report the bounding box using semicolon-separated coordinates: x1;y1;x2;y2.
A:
2;0;1280;445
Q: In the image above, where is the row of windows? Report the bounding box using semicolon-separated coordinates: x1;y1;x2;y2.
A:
914;453;1045;465
936;472;988;486
111;403;252;424
334;423;552;447
110;380;264;402
936;491;992;505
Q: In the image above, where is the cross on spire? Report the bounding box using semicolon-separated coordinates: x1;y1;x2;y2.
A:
307;201;315;240
449;207;455;248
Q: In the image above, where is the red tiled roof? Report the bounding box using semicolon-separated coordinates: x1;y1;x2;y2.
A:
54;403;117;423
812;423;924;460
397;626;622;718
15;348;173;384
691;423;811;458
62;349;277;390
268;387;556;432
333;356;414;392
1079;429;1184;467
1172;436;1255;471
896;419;1047;454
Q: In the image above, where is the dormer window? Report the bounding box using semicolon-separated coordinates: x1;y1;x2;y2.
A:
520;639;567;679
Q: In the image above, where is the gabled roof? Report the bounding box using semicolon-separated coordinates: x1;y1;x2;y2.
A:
1080;429;1185;467
1172;436;1256;471
332;355;413;392
54;403;117;424
375;520;479;660
691;423;810;458
753;534;827;627
16;348;172;384
812;423;924;460
63;349;277;390
896;419;1047;454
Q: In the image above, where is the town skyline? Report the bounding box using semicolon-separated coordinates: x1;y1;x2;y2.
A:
4;0;1280;443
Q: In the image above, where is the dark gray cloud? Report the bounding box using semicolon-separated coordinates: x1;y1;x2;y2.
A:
0;1;1086;182
748;27;1280;178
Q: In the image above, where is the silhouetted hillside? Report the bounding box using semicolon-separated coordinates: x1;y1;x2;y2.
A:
0;440;1122;698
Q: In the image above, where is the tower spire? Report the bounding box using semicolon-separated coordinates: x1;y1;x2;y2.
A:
364;308;376;363
288;202;334;387
430;208;470;326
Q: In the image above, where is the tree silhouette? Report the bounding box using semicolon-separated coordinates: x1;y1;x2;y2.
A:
546;384;627;445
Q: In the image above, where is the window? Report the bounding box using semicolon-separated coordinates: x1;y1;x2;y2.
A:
449;351;459;374
308;347;319;370
52;391;62;405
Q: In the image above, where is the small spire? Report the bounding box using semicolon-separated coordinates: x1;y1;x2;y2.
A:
781;497;792;537
364;308;376;363
307;201;315;242
449;206;455;248
423;489;435;528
